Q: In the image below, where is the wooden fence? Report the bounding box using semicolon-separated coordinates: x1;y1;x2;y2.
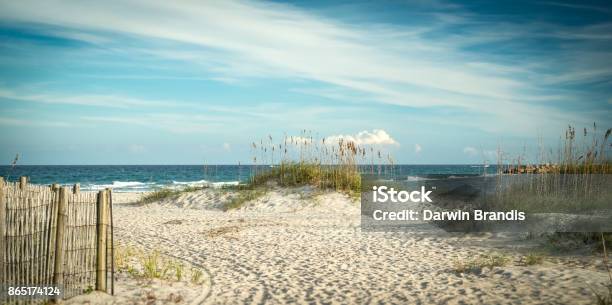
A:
0;176;114;302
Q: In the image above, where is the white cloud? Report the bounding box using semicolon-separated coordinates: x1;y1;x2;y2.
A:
415;143;422;153
326;129;398;146
0;87;178;109
463;146;478;156
223;142;231;152
0;116;71;127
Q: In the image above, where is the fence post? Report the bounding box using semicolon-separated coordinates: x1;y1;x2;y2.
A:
53;187;68;301
96;190;108;291
108;188;114;295
51;184;59;192
19;176;28;190
72;184;80;195
0;177;5;285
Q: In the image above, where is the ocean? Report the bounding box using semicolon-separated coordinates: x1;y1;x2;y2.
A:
0;165;497;192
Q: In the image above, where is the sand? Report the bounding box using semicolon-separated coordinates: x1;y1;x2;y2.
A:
74;188;610;304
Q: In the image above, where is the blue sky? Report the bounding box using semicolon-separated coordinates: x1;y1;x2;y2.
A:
0;0;611;165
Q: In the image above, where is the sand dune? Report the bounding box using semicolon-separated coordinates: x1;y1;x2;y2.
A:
92;188;612;304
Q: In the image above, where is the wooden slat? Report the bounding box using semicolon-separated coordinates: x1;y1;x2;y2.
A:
96;190;108;291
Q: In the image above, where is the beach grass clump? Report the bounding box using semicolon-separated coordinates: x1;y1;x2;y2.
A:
492;124;611;215
174;262;184;281
190;268;203;284
222;189;267;210
220;130;395;209
496;124;611;175
140;189;182;204
243;131;394;197
83;285;94;294
248;162;362;194
139;252;188;281
139;185;207;204
114;242;137;271
114;245;197;283
453;253;510;274
486;124;612;253
521;253;544;266
142;251;164;278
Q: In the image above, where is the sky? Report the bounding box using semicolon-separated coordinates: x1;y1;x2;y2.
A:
0;0;611;165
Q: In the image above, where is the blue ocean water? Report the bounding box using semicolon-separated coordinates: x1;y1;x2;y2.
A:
0;165;497;192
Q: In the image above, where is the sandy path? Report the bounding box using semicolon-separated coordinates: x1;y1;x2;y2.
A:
110;189;610;305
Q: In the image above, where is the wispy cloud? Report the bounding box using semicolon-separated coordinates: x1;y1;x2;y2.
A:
540;2;612;14
1;0;603;127
0;87;178;109
0;116;71;127
327;129;399;146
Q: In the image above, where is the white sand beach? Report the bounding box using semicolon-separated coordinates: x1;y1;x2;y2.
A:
71;187;611;305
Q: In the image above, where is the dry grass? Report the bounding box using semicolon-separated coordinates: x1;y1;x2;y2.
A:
222;188;267;210
190;268;203;285
497;124;611;175
520;253;544;266
453;253;510;274
114;243;199;283
139;189;181;204
493;124;611;214
250;163;362;195
139;186;206;204
244;131;394;196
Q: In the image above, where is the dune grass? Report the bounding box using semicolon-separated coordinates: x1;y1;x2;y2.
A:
496;124;611;175
139;185;206;204
221;131;389;208
222;188;267;211
521;253;544;266
453;253;510;274
190;268;203;285
244;131;390;196
492;124;611;214
483;123;612;261
249;162;361;194
114;243;200;283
